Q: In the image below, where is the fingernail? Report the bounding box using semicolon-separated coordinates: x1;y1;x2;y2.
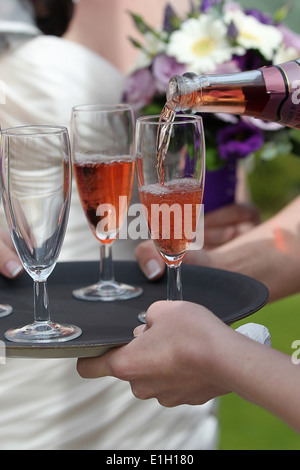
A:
134;325;146;337
6;260;23;278
144;259;161;279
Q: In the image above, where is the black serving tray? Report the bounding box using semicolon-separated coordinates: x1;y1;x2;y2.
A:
0;261;269;358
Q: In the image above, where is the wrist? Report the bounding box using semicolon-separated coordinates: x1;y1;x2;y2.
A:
207;325;241;392
185;308;239;395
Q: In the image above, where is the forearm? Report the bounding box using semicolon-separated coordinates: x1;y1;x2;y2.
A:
77;300;300;432
207;197;300;301
214;330;300;433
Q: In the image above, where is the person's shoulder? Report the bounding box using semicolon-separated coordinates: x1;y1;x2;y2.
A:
13;35;123;77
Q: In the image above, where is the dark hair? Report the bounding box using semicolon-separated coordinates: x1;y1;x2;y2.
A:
30;0;75;36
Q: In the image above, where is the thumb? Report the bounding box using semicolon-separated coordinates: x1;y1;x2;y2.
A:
0;229;23;278
77;348;117;379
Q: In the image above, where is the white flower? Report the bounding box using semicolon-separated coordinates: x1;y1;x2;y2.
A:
273;45;300;64
224;9;283;61
166;15;237;73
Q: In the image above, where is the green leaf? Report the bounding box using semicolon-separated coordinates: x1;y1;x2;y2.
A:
288;128;300;156
128;36;144;50
289;128;300;143
170;16;181;30
128;11;152;35
206;146;225;171
127;11;166;42
141;103;164;115
273;2;292;23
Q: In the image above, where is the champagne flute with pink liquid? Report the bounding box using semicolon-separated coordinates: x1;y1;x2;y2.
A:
71;104;142;301
135;114;205;307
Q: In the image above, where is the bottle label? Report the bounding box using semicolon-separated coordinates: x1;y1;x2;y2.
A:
261;59;300;128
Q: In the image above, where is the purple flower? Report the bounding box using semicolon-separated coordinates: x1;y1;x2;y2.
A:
227;20;238;40
152;54;186;93
163;4;179;33
233;50;267;71
122;68;156;110
217;121;264;161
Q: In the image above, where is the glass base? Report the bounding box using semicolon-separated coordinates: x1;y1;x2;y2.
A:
73;281;143;302
137;311;147;323
4;321;82;343
0;304;13;318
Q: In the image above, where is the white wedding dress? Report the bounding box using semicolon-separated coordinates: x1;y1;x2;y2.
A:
0;1;218;450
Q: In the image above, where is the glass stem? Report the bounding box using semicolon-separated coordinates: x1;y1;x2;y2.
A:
100;244;114;283
33;280;50;323
167;265;183;301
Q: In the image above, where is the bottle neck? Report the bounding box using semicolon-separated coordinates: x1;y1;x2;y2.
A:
167;59;300;128
167;69;264;116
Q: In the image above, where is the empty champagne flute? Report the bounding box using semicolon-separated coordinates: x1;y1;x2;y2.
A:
0;125;82;342
71;104;143;301
135;114;205;308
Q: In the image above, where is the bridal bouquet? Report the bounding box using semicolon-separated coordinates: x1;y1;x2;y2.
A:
123;0;300;211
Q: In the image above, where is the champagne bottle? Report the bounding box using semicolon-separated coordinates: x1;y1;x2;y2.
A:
166;59;300;129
